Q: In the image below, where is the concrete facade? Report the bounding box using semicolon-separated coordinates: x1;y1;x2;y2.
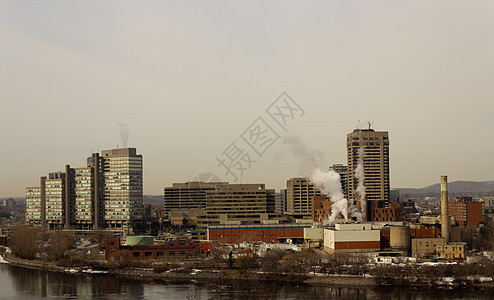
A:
286;178;322;216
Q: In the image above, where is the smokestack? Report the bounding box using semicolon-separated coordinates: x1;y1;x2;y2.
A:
440;175;450;243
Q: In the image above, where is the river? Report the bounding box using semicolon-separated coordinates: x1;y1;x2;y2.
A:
0;262;492;299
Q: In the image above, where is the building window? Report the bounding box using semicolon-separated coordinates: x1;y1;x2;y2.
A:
145;252;152;257
169;252;175;256
157;252;164;257
133;252;140;258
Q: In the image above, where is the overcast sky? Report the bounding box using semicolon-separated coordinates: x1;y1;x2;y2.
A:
1;1;493;196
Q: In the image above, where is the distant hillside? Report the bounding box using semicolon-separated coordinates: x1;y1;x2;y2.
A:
143;195;163;207
398;181;494;198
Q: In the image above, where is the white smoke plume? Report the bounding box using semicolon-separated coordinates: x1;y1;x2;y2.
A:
282;136;324;177
118;122;130;148
310;168;349;224
354;146;366;218
283;136;352;225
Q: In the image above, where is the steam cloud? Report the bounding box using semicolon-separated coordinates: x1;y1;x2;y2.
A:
282;136;324;177
354;146;366;219
118;122;130;148
283;136;354;225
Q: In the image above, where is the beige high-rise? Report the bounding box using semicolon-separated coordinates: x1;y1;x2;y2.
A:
347;128;390;219
286;177;322;216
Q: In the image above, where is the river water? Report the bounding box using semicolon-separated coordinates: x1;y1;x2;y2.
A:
0;263;492;300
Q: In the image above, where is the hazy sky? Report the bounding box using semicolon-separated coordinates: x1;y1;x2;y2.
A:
1;1;493;196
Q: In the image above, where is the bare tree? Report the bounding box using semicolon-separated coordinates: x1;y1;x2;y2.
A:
9;225;41;260
235;253;256;273
45;231;76;261
260;249;286;273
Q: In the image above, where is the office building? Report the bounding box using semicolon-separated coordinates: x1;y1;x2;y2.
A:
163;181;226;219
347;128;390;220
286;178;322;217
25;147;143;231
196;183;279;229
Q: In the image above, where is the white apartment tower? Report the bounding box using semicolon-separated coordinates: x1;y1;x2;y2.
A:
25;148;143;231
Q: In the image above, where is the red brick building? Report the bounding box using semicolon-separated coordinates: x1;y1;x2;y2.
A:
207;224;310;244
311;196;331;222
370;200;402;221
448;199;484;228
105;237;211;261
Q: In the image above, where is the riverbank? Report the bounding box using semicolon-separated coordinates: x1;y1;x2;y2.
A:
4;254;494;289
3;254;378;287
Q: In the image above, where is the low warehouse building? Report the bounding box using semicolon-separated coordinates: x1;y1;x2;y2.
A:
323;223;380;253
105;237;212;261
207;224;310;244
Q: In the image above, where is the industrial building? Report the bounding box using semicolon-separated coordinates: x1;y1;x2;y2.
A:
105;236;212;261
323;223;381;253
25;148;144;231
207;223;310;244
311;196;332;223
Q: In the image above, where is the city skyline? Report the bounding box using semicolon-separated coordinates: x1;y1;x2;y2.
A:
1;1;494;196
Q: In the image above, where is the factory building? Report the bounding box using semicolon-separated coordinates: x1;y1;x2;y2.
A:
323;223;381;253
105;237;212;261
207;224;310;244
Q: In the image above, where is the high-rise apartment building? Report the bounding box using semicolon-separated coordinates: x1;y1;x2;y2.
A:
99;148;143;229
347;128;390;221
286;178;322;216
25;186;42;226
25;148;143;231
